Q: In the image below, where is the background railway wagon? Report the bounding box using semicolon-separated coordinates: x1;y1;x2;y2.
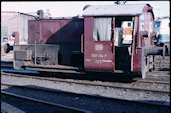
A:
153;16;170;46
1;11;35;54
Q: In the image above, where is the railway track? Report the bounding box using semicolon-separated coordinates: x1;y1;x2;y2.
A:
147;71;170;78
136;78;170;85
135;74;170;85
1;71;169;94
1;59;170;85
1;89;90;113
154;55;170;69
1;83;170;108
1;69;170;112
1;61;13;68
1;60;170;85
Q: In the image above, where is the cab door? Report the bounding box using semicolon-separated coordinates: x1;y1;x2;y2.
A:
84;17;115;71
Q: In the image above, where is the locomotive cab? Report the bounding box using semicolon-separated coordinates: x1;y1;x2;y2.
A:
82;4;156;78
82;15;137;73
114;16;135;72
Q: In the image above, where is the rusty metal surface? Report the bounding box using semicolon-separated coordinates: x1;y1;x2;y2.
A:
142;12;154;47
28;20;40;44
85;41;115;70
133;48;142;72
28;19;84;45
13;32;19;45
83;17;94;41
13;44;84;70
14;50;32;61
84;17;115;71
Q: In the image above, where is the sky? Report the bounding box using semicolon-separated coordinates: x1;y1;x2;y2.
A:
1;1;170;18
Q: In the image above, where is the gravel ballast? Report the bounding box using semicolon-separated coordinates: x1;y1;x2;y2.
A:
1;84;170;113
1;74;169;106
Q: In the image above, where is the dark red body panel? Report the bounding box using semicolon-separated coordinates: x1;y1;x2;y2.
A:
133;48;142;71
84;17;115;71
28;19;84;45
85;41;115;70
131;5;154;72
84;17;93;41
14;32;19;45
28;20;40;44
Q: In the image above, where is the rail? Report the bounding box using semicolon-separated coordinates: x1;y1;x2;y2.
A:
1;71;169;94
1;90;91;113
1;83;169;108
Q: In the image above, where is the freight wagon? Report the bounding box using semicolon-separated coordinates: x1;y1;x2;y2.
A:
1;11;36;54
12;4;169;79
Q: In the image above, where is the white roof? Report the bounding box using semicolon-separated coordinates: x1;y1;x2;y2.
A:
83;4;149;16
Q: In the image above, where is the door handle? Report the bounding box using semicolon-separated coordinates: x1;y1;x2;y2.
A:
111;41;115;53
81;34;84;53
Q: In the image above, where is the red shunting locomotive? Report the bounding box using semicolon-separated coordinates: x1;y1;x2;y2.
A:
13;4;169;79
